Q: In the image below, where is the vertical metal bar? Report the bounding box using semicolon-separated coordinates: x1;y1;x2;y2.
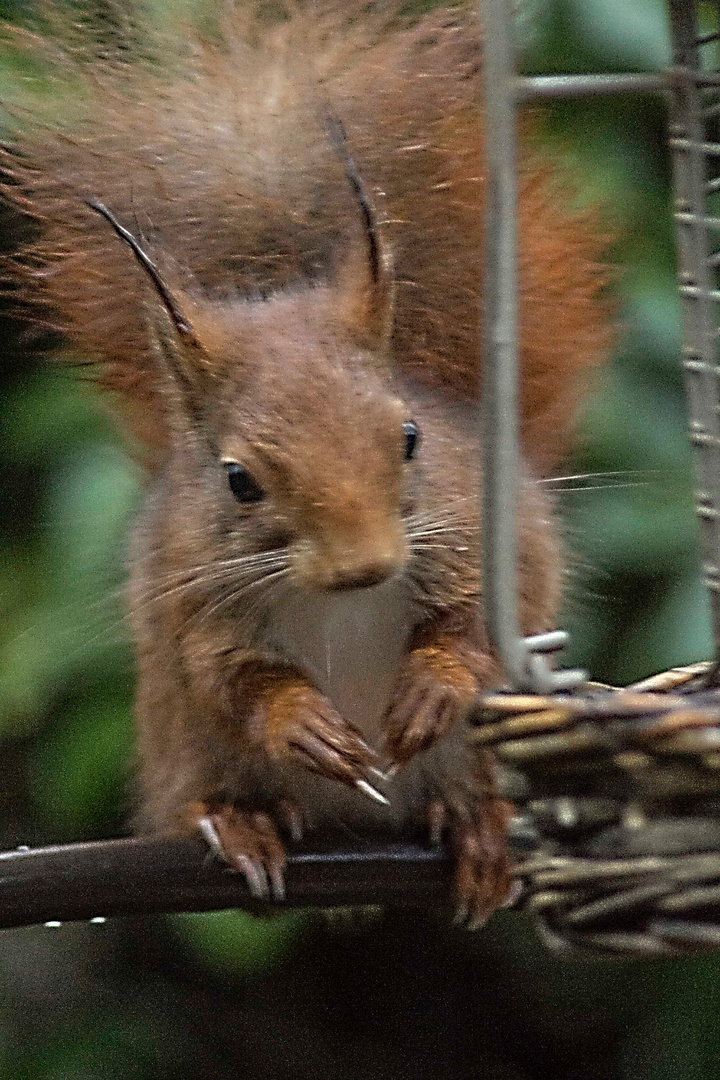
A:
480;0;585;692
668;0;720;651
481;0;524;688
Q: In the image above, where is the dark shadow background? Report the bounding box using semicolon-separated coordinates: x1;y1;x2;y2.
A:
1;1;718;1077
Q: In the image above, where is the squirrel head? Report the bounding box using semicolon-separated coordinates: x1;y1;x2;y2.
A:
87;186;417;594
192;286;416;594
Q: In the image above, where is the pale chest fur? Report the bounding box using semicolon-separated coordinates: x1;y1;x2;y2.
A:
264;579;430;829
265;579;417;745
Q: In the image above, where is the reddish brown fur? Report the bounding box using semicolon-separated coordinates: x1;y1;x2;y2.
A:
1;1;611;923
2;1;609;468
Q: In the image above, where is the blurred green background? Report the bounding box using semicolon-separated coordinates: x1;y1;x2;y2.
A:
0;0;718;1077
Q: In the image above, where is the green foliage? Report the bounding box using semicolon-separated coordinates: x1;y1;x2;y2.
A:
172;909;310;976
0;369;136;742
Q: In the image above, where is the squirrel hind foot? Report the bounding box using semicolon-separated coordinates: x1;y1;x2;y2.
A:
408;740;514;927
188;802;288;901
446;796;515;930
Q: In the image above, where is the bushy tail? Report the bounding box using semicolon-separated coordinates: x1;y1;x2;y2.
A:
0;0;611;468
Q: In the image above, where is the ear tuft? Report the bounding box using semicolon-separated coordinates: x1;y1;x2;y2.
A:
325;113;395;354
86;198;201;347
335;240;395;353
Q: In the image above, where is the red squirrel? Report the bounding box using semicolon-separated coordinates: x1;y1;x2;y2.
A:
2;1;610;925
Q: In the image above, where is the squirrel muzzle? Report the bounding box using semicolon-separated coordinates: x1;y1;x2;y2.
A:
292;515;409;592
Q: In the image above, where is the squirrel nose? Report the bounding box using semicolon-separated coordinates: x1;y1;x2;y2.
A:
324;560;398;591
294;529;408;592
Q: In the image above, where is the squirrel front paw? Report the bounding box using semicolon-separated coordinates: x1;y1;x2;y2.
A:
257;682;387;804
382;646;478;768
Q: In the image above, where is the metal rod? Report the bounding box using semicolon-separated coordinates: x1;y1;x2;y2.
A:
480;0;585;692
667;0;720;651
515;73;668;101
0;837;449;929
481;0;524;688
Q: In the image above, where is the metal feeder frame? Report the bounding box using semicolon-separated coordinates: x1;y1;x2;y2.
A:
481;0;714;693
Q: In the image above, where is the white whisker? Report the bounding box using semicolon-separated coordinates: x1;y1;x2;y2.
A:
538;469;661;490
411;542;470;551
122;551;291;639
184;566;291;632
143;550;288;589
550;482;651;493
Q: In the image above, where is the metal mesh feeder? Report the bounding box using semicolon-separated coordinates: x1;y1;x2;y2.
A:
476;0;720;956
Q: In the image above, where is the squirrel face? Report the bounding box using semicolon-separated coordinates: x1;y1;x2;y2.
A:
83;134;412;597
165;286;417;595
84;185;417;597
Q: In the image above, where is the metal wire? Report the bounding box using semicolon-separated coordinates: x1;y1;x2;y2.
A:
476;0;720;950
481;1;720;689
667;0;720;653
516;73;668;100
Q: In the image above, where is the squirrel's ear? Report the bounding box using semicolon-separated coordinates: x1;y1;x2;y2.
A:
85;199;211;396
326;115;395;355
336;227;395;355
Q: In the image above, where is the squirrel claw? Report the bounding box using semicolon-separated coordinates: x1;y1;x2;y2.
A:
188;803;286;901
427;798;447;848
277;798;305;843
355;778;389;806
285;702;381;793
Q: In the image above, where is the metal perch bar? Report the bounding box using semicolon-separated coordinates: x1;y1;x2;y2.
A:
4;664;720;963
0;836;462;930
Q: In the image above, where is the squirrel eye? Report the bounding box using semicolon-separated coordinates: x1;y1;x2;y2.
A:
403;420;420;461
224;463;265;504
